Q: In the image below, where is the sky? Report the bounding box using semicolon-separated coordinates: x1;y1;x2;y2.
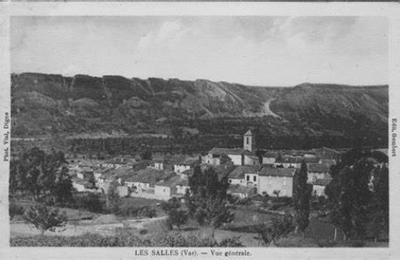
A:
11;16;388;86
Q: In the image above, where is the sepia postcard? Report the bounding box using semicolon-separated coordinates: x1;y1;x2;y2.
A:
0;2;399;259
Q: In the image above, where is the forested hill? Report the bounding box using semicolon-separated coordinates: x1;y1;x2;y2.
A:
11;73;388;150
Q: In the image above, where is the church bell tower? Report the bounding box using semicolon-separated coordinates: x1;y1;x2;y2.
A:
243;130;255;152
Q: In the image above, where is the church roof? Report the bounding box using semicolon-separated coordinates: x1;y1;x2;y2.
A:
228;165;260;179
259;167;296;177
244;130;253;136
208;147;252;156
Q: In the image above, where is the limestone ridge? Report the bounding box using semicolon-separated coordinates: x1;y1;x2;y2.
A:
11;73;388;146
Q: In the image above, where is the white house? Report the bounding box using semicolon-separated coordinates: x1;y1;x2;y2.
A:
244;155;260;166
117;185;129;197
228;165;259;186
258;167;296;197
227;185;256;199
307;163;331;183
174;159;198;174
312;178;332;197
262;152;280;165
154;175;189;201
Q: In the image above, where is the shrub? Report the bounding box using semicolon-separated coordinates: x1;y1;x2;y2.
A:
139;229;148;235
23;205;67;235
257;214;296;245
218;236;244;247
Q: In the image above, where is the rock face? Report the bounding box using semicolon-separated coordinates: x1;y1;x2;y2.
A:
11;72;388;148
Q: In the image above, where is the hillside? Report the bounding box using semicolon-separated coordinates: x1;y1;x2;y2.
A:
10;73;388;153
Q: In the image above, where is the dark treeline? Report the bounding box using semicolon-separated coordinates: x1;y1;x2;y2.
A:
67;133;386;158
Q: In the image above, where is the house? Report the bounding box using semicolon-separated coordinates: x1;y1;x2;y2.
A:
180;168;193;180
72;179;86;192
244;155;260;166
262;152;280;165
173;159;198;174
124;168;171;189
258;167;296;197
274;156;319;168
312;178;332;197
274;156;302;168
318;158;336;166
307;163;331;183
154;175;189;201
76;167;94;180
227;185;256;199
312;147;341;161
244;168;261;187
228;165;259;186
72;177;96;193
148;160;165;170
117;185;129;197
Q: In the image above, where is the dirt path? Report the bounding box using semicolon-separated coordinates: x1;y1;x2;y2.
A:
262;98;282;118
242;98;283;119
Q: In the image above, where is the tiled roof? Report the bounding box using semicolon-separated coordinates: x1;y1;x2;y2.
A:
263;152;280;158
175;159;199;166
124;168;171;184
206;163;236;176
181;168;194;176
228;165;260;179
156;175;189;187
244;130;253;136
276;156;319;164
312;178;332;186
208;147;252;156
308;163;331;173
72;177;94;188
259;167;296;177
319;159;336;165
276;156;303;164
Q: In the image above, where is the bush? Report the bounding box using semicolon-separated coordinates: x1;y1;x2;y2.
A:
139;229;148;235
218;236;244;247
257;214;296;245
23;205;67;235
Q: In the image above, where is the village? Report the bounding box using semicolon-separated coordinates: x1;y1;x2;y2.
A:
67;130;341;202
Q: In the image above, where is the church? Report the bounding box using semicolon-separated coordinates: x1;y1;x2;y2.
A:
205;130;260;166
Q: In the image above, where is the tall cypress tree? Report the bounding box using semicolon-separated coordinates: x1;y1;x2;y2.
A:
292;160;312;235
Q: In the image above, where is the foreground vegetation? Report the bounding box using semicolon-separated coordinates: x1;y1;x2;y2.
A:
11;232;243;247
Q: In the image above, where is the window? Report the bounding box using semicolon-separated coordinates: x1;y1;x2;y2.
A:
246;175;250;181
253;176;257;182
246;137;249;145
229;179;232;183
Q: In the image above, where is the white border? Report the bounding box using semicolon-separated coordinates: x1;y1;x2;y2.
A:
1;2;399;259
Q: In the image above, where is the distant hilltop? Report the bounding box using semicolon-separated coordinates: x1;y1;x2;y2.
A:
10;72;388;149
